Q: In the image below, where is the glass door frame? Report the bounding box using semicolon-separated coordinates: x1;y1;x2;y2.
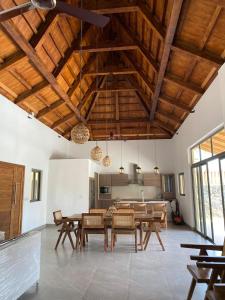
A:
191;152;225;243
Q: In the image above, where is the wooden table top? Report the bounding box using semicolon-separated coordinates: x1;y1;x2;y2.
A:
65;213;156;222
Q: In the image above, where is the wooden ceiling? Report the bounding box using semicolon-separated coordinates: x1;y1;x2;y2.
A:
0;0;225;141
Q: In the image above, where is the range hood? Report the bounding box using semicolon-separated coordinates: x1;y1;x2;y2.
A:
129;163;142;185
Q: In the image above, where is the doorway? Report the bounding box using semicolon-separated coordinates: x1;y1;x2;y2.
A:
0;161;24;240
192;157;225;243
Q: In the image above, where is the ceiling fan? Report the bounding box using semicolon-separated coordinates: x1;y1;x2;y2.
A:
0;0;110;28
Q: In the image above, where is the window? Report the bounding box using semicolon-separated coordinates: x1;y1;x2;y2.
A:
178;173;185;196
191;128;225;164
30;169;41;202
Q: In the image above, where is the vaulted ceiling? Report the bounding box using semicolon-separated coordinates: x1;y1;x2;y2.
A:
0;0;224;140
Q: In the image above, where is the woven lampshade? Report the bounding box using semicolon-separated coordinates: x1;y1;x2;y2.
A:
90;145;103;161
102;155;111;167
71;123;90;144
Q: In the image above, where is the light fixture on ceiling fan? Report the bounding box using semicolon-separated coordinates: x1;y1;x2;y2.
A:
0;0;110;28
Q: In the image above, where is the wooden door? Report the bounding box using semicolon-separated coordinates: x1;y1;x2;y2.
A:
0;162;24;239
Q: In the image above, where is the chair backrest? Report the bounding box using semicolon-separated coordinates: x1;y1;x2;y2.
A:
153;204;166;211
82;213;104;229
133;203;147;213
112;213;135;229
116;208;135;214
89;208;107;214
116;203;130;209
53;210;63;225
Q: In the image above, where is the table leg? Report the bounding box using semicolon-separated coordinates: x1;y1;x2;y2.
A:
139;222;143;251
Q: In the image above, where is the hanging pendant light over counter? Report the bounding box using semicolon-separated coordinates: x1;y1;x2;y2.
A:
90;142;103;161
119;140;125;174
154;140;160;175
102;141;111;167
136;139;142;174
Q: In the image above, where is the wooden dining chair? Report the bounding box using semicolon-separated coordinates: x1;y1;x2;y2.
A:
80;213;108;251
133;203;147;213
53;210;77;250
116;203;130;209
180;239;225;300
195;261;225;300
116;208;135;214
143;211;166;251
111;213;137;252
89;208;107;214
153;204;167;228
207;284;225;300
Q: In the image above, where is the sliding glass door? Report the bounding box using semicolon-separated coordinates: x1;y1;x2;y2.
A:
192;164;213;240
192;157;225;243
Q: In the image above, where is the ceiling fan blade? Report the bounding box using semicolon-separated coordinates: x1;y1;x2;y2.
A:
56;1;110;28
0;2;35;22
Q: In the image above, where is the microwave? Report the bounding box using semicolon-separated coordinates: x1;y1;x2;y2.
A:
100;186;110;194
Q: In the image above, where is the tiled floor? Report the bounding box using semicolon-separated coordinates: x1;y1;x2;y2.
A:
20;225;209;300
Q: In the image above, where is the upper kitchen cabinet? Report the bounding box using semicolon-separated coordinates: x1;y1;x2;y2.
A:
143;173;161;187
99;174;112;187
161;174;176;199
111;174;129;186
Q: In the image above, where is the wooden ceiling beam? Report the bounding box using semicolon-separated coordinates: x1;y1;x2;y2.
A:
73;42;138;53
153;119;175;134
67;54;97;98
51;112;74;129
122;52;155;94
159;94;192;113
15;80;49;104
36;99;65;119
171;42;224;67
138;2;166;41
85;67;137;76
88;118;150;125
164;74;204;95
77;77;101;110
126;76;151;117
156;110;182;124
94;87;137;93
150;0;184;121
53;23;92;78
116;16;159;73
0;11;57;74
0;19;85;122
85;76;107;121
85;1;139;14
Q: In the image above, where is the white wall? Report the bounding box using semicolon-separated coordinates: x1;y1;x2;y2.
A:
172;64;225;227
46;159;92;224
71;139;174;175
0;96;77;233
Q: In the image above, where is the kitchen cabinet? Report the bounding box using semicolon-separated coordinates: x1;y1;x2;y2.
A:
111;174;128;186
99;174;111;187
143;173;161;187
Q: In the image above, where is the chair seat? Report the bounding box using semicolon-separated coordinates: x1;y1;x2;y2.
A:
187;264;212;283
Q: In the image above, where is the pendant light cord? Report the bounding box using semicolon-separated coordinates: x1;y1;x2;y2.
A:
120;140;123;166
79;0;83;107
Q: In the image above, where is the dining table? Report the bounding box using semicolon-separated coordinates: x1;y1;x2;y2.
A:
62;212;161;251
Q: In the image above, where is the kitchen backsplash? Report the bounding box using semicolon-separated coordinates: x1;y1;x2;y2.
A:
111;184;162;200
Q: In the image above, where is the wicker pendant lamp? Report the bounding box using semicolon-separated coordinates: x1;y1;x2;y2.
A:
91;142;103;161
71;123;90;144
102;141;111;167
71;5;89;144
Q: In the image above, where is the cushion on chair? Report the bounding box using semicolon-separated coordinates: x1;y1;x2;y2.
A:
187;264;211;283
